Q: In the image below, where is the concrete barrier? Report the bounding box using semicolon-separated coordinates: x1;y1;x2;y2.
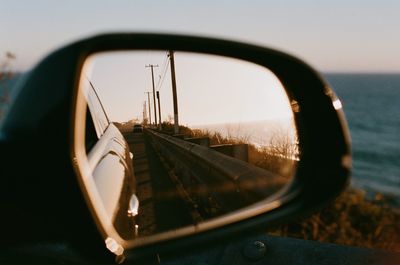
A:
145;129;287;217
211;144;248;162
185;137;210;147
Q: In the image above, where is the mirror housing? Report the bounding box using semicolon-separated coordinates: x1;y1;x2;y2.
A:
0;33;351;262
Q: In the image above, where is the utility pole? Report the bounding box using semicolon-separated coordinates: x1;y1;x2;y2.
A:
142;101;147;125
146;64;159;126
169;50;179;134
156;91;162;130
145;92;152;125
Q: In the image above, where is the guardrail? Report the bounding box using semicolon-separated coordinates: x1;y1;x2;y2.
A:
145;129;288;218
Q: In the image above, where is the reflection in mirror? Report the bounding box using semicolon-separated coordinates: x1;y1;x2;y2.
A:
77;51;299;242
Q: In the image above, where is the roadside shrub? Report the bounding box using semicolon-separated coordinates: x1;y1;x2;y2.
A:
267;188;400;252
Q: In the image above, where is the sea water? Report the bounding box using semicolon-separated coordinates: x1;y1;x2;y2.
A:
325;74;400;201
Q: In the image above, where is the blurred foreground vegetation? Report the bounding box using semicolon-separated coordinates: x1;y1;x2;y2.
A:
0;52;17;120
160;121;400;252
268;189;400;252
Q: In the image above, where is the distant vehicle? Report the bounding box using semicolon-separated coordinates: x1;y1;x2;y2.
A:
133;124;143;133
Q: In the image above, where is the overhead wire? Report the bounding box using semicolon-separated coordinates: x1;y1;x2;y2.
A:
155;53;168;88
157;59;170;91
156;51;170;91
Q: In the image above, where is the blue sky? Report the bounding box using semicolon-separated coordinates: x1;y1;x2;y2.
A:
1;0;400;72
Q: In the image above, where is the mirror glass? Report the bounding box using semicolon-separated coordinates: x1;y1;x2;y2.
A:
75;51;299;243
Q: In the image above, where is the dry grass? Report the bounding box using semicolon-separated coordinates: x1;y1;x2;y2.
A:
165;122;297;178
161;121;297;181
268;188;400;252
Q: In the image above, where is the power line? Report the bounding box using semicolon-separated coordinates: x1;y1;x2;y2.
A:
155;54;167;89
157;59;170;91
156;53;170;90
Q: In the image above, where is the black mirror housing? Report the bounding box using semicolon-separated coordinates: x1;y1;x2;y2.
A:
0;33;351;262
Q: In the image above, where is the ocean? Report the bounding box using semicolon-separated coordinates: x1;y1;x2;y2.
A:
1;73;399;202
325;74;400;201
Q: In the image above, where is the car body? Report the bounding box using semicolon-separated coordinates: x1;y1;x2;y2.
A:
83;78;138;240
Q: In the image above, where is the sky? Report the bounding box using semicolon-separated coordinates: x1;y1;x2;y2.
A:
83;51;293;125
1;0;400;73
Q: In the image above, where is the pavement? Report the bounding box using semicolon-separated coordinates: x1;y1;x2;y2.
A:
123;131;193;237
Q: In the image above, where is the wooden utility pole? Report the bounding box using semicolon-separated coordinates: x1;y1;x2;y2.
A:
145;91;152;125
146;64;159;126
156;91;162;130
169;50;179;134
142;101;147;125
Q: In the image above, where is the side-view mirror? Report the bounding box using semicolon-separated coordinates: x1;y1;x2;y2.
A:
0;34;350;263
